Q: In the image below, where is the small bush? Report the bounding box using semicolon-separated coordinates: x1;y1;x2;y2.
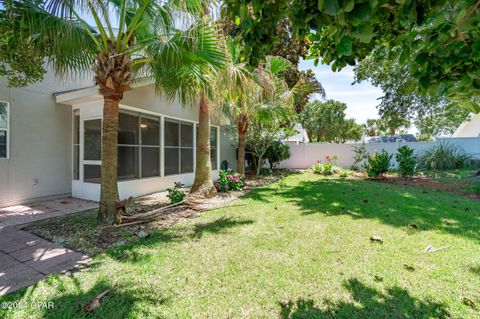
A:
259;167;273;176
166;182;186;204
364;150;392;177
396;146;416;178
312;155;340;176
471;182;480;195
339;169;350;178
265;141;290;169
214;169;245;192
352;144;368;169
419;142;471;170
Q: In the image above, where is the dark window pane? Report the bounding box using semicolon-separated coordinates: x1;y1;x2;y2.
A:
164;148;179;175
141;117;160;146
0;131;6;158
118;146;139;180
181;123;193;147
141;147;160;178
73;145;79;180
73;113;80;144
0;102;7;129
165;120;179;146
84;164;101;183
181;148;194;173
118;112;139;145
210;127;217;148
210;149;217;170
84;119;101;160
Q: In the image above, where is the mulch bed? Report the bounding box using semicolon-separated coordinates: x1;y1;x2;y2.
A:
25;170;294;255
368;173;480;200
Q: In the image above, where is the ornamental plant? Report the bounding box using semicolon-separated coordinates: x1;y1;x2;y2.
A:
364;150;392;178
395;146;416;178
214;169;245;192
166;182;186;204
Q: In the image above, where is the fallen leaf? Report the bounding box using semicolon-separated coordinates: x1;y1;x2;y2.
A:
370;236;383;243
424;245;434;253
84;290;110;314
462;297;476;309
363;199;368;203
374;275;383;282
410;224;418;229
443;220;453;225
403;264;415;272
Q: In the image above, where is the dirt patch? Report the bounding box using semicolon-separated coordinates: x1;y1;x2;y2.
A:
369;173;480;200
25;170;294;255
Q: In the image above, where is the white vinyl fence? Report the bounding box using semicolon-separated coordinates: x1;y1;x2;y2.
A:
279;136;480;169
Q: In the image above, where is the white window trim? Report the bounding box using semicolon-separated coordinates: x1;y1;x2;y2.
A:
0;101;10;160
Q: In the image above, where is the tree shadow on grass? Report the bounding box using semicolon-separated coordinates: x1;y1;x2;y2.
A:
249;177;480;241
1;276;169;318
107;216;254;263
279;278;450;319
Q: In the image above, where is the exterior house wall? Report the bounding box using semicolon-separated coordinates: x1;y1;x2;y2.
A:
453;113;480;137
0;72;94;207
1;72;237;206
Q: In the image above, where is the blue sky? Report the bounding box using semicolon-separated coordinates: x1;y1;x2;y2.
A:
299;59;383;125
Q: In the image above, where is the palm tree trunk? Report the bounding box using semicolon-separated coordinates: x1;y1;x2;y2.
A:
98;96;120;224
190;94;216;197
237;115;248;176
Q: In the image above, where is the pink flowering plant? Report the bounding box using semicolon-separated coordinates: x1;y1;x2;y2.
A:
214;168;245;192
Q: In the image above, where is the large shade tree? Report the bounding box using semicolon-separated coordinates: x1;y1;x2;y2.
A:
3;0;223;224
222;0;480;112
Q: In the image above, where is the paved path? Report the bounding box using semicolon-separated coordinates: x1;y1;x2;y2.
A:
0;198;97;296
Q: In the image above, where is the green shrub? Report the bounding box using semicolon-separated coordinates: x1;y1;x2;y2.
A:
265;141;290;169
166;182;186;204
259;167;273;176
312;156;340;176
364;150;392;177
471;182;480;195
352;143;368;169
419;142;471;170
214;169;245;192
339;169;349;178
396;145;416;178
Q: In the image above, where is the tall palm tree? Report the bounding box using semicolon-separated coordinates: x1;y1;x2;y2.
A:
217;39;319;175
4;0;223;224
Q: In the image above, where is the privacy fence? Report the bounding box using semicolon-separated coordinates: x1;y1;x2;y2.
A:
278;136;480;169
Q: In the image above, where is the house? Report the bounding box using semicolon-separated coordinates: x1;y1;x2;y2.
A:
453;113;479;137
0;70;236;207
363;134;417;143
283;123;309;145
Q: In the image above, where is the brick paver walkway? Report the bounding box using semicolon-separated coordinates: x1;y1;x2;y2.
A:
0;198;97;296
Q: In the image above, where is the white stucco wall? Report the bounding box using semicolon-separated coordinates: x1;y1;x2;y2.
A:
0;71;94;207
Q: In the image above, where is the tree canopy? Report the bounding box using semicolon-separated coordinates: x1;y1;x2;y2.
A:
300;99;363;143
223;0;480;111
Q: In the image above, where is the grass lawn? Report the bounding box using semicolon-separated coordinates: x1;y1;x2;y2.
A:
1;173;479;318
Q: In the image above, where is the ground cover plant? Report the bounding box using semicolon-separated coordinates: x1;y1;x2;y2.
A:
3;173;479;318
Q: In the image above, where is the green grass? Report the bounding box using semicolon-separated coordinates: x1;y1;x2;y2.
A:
421;168;480;193
2;173;480;318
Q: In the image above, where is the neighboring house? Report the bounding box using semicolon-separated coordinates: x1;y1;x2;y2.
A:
364;134;417;143
453;113;479;137
0;70;236;207
283;123;309;145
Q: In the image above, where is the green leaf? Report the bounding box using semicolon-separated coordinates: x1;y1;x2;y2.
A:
349;3;372;26
338;36;353;56
324;0;340;16
235;16;241;25
343;0;355;12
318;0;325;11
399;47;410;64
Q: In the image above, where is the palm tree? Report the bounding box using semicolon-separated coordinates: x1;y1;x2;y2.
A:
217;40;319;175
5;0;223;224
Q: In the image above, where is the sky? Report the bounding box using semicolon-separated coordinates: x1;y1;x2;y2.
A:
298;59;383;125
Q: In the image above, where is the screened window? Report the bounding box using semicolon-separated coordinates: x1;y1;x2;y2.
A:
0;101;8;159
117;112;160;180
84;119;101;160
164;119;194;175
73;110;80;180
84;164;101;183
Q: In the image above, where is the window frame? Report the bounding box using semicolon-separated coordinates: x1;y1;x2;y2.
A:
0;101;10;159
72;109;80;180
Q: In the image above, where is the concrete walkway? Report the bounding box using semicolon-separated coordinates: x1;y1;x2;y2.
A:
0;198;97;296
